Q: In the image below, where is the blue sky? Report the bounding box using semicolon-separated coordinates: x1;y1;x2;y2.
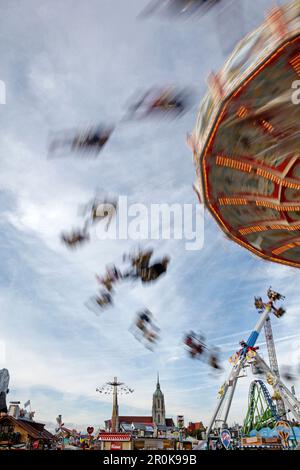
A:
1;0;299;432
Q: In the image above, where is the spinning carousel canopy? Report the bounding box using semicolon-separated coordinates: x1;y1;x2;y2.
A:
191;1;300;268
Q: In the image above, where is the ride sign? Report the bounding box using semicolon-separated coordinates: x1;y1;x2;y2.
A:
220;429;232;450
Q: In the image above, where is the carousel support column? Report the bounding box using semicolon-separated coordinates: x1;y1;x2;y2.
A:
247;305;271;348
206;360;242;438
223;360;244;426
206;305;271;438
111;377;119;433
223;303;272;424
264;315;286;418
206;383;230;439
277;384;300;422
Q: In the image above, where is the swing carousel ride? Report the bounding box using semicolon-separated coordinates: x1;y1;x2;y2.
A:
189;0;300;268
189;0;300;439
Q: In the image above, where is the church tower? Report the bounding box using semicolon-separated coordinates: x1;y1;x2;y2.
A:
152;373;166;426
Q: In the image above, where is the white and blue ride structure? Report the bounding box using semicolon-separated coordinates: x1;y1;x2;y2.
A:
206;289;300;438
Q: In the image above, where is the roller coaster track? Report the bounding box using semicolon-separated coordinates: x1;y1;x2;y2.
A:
243;380;279;435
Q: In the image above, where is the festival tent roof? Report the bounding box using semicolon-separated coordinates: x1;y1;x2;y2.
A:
0;415;54;441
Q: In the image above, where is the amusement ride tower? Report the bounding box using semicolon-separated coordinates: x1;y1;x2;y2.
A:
263;313;286;418
96;377;133;432
206;289;300;437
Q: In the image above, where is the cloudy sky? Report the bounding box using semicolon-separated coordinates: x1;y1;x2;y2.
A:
1;0;299;432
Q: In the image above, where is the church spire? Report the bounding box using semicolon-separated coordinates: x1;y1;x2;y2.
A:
152;373;165;426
